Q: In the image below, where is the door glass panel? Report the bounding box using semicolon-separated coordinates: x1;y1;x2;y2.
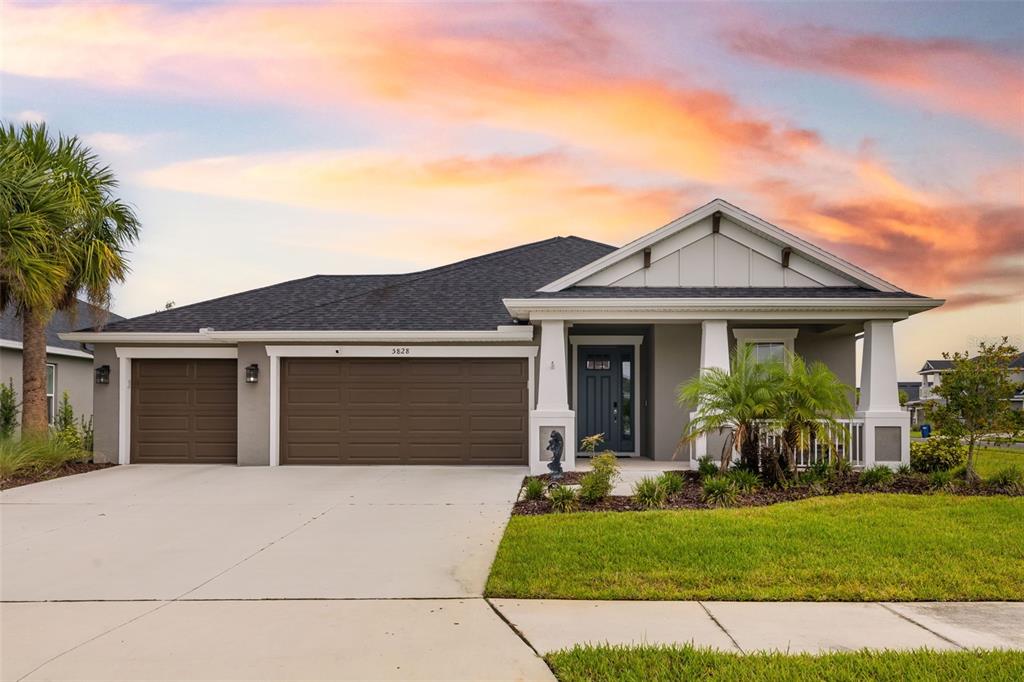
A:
621;358;632;438
586;355;611;370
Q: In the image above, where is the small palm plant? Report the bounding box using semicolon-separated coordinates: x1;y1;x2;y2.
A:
769;354;854;480
677;345;782;471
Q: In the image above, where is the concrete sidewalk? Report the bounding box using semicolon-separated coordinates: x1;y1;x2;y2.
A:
491;599;1024;654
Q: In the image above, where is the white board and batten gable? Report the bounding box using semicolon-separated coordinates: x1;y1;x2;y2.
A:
540;199;902;293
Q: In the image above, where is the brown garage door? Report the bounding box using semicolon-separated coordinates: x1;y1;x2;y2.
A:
281;358;527;465
131;359;237;463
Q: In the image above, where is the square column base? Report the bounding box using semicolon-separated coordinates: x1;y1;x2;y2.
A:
857;410;910;469
529;410;576;475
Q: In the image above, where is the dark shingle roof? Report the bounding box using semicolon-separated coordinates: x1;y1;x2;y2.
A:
97;237;616;333
1;300;124;352
919;360;954;372
528;286;928;299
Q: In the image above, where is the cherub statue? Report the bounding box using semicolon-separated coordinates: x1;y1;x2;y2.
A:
546;430;564;479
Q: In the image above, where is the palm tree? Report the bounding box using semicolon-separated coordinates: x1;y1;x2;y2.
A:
677;344;783;470
770;353;854;477
0;122;139;435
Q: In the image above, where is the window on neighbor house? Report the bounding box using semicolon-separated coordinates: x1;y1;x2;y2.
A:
46;363;56;424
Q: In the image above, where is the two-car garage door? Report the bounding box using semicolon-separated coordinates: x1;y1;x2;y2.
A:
129;357;528;465
280;358;528;465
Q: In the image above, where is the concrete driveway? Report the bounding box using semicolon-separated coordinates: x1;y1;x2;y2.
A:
1;465;553;681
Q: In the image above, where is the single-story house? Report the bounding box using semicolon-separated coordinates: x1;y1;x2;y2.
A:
62;199;943;472
1;301;123;425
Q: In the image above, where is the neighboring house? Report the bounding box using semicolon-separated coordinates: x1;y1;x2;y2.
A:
908;354;1024;425
898;381;923;426
62;199;943;472
0;301;124;426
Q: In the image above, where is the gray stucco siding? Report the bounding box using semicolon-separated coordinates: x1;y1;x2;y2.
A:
0;347;94;429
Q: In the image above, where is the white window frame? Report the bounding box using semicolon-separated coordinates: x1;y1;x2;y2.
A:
264;345;539;466
732;328;798;364
115;346;239;465
46;362;57;424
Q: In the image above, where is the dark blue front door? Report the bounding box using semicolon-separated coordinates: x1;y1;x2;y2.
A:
577;346;635;452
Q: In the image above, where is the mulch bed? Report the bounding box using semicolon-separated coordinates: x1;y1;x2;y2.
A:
513;471;1020;516
1;462;114;491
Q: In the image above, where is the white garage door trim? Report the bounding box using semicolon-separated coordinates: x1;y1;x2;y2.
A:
115;346;239;465
264;345;539;467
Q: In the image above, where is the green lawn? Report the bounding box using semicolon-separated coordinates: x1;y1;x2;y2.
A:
486;494;1024;601
546;645;1024;682
976;447;1023;477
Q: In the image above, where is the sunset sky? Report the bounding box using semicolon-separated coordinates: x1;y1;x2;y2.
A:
2;0;1021;379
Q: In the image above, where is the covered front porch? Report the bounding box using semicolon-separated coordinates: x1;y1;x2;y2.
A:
522;316;908;475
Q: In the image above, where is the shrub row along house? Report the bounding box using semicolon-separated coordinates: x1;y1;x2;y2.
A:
62;200;943;473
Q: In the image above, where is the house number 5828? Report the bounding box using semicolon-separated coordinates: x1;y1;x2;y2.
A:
392;347;411;355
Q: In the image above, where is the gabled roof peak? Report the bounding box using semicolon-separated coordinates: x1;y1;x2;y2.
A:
538;199;906;294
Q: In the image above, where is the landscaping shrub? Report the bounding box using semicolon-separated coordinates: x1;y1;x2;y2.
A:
578;452;620;504
911;435;966;473
0;436;87;480
52;392;82;450
79;414;94;452
987;466;1024;494
549;485;580;513
726;468;760;493
930;469;954;490
860;465;895;487
0;379;17;440
696;455;718;480
701;476;739;507
632;476;668;509
896;463;913;477
658;471;685;496
523;477;545;501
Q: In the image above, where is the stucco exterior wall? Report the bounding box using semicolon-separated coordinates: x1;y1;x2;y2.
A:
237;342;271;465
90;345;119;464
795;331;858;404
651;324;701;461
0;347;94;426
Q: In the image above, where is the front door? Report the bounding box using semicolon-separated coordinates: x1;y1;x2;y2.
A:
577;346;635;453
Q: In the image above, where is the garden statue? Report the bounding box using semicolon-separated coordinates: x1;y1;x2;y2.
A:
546;430;564;478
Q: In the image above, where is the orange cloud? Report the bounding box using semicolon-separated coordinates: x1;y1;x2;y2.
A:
725;25;1024;137
1;2;820;182
142;149;691;261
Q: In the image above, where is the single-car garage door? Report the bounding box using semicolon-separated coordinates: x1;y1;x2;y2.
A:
281;358;528;465
131;359;238;463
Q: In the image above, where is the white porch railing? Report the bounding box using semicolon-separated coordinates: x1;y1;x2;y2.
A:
757;419;865;468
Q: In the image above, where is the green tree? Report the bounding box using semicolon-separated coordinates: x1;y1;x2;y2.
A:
899;389;909;406
770;354;854;481
0;122;139;435
678;344;782;471
928;338;1020;482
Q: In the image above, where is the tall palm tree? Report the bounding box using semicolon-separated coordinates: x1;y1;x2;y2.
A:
0;122;139;435
770;353;854;477
677;344;783;470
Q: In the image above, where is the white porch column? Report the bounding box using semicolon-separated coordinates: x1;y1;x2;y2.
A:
529;320;575;474
691;320;730;464
857;320;909;468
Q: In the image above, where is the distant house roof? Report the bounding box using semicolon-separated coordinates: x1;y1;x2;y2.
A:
1;300;123;356
919;353;1024;375
919;359;954;373
898;381;922;403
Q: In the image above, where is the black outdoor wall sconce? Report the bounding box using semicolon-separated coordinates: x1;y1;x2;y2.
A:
95;365;110;384
244;364;260;384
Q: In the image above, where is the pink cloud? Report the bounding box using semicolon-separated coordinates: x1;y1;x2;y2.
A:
725;25;1024;137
